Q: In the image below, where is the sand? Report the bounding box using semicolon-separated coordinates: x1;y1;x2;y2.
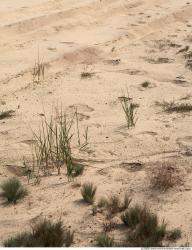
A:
0;0;192;246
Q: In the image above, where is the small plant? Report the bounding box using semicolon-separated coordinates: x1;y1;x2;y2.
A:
33;110;74;177
186;59;192;71
156;101;192;113
81;65;94;79
1;177;28;204
81;182;97;204
149;162;181;191
4;233;31;247
103;220;116;232
141;81;150;88
4;219;74;247
106;194;132;214
72;163;84;177
32;51;45;83
96;233;115;247
0;110;15;120
125;205;167;247
97;197;108;208
166;228;182;242
121;205;143;229
119;91;138;129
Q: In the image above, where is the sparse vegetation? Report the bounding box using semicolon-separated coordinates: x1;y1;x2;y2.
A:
33;112;74;176
141;81;150;88
81;65;94;79
166;228;182;242
96;233;115;247
119;91;138;129
4;219;74;247
32;107;86;178
81;182;97;204
103;220;116;232
106;194;132;214
149;162;181;191
0;177;28;204
121;205;143;229
32;51;45;83
0;110;15;120
123;205;167;247
186;59;192;70
156;100;192;113
97;197;108;208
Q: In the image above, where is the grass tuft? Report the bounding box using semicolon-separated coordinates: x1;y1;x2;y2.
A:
106;194;132;214
1;177;28;204
0;110;15;120
141;81;150;88
96;233;115;247
119;91;138;129
81;182;97;204
4;219;74;247
166;228;182;242
121;205;143;229
157;101;192;113
149;163;181;191
125;205;167;247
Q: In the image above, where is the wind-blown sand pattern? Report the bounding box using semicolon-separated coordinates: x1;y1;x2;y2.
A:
0;0;192;247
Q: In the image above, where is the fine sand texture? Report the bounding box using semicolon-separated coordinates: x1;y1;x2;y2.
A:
0;0;192;247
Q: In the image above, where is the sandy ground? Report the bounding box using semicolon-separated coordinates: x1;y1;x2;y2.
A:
0;0;192;247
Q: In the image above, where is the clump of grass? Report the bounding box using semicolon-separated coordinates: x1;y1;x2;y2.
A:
32;51;45;83
81;182;97;204
123;205;167;247
33;107;86;178
97;194;132;215
121;205;143;229
157;101;192;113
4;233;31;247
186;59;192;71
106;194;132;214
4;219;74;247
96;233;115;247
0;177;28;204
0;110;15;120
81;72;94;79
149;163;180;191
72;163;84;177
81;65;94;79
119;91;138;129
103;220;116;232
33;110;74;177
97;197;108;208
166;228;182;242
141;81;150;88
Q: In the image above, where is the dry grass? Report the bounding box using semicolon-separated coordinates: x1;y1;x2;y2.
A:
81;182;97;204
0;110;15;120
80;65;94;79
156;101;192;113
149;162;181;191
4;219;74;247
126;205;167;247
119;91;138;129
96;233;115;247
32;52;45;83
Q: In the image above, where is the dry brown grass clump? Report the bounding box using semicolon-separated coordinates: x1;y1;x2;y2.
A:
149;162;182;191
0;110;15;120
4;219;74;247
156;100;192;113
